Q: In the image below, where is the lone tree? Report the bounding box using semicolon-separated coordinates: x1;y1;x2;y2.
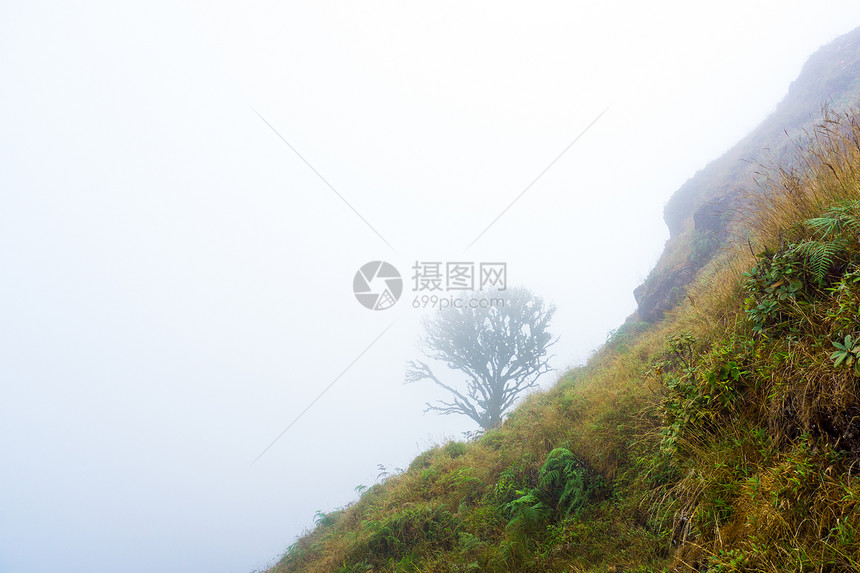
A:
406;287;557;430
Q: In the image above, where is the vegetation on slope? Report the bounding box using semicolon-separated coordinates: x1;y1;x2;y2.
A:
267;25;860;569
268;107;860;572
636;26;860;322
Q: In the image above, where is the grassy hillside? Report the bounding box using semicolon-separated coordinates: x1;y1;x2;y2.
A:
266;34;860;573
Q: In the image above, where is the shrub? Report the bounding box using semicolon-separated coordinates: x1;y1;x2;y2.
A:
506;448;605;530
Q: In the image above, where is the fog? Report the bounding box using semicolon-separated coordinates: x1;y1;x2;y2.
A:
2;2;860;572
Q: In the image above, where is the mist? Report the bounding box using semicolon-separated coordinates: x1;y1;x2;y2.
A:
3;2;860;571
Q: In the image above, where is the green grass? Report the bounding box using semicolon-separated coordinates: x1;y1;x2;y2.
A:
267;103;860;573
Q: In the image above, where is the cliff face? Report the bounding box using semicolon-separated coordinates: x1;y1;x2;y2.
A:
635;25;860;322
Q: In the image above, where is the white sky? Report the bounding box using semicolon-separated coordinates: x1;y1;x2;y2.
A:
3;2;860;572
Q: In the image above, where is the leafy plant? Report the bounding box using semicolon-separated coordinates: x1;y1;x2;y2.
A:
743;247;807;334
313;510;337;528
703;360;744;408
792;238;850;287
742;201;860;334
805;200;860;239
359;504;461;565
537;448;593;518
443;441;468;458
790;200;860;287
830;334;860;374
507;448;603;530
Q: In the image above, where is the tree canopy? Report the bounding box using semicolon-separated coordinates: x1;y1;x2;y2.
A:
406;288;557;430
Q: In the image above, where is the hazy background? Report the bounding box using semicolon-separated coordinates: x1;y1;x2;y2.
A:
3;2;860;571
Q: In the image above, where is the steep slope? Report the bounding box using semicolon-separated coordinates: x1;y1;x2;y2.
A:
267;27;860;573
636;25;860;322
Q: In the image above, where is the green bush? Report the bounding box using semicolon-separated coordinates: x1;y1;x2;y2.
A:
507;448;605;530
359;503;461;564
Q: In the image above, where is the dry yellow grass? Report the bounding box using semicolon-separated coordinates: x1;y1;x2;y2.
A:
270;106;860;573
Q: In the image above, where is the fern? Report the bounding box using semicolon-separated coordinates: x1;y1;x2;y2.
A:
505;491;551;528
792;200;860;287
538;448;588;517
791;239;849;287
806;200;860;239
506;447;598;530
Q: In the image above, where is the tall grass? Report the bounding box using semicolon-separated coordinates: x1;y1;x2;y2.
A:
269;107;860;573
744;106;860;248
